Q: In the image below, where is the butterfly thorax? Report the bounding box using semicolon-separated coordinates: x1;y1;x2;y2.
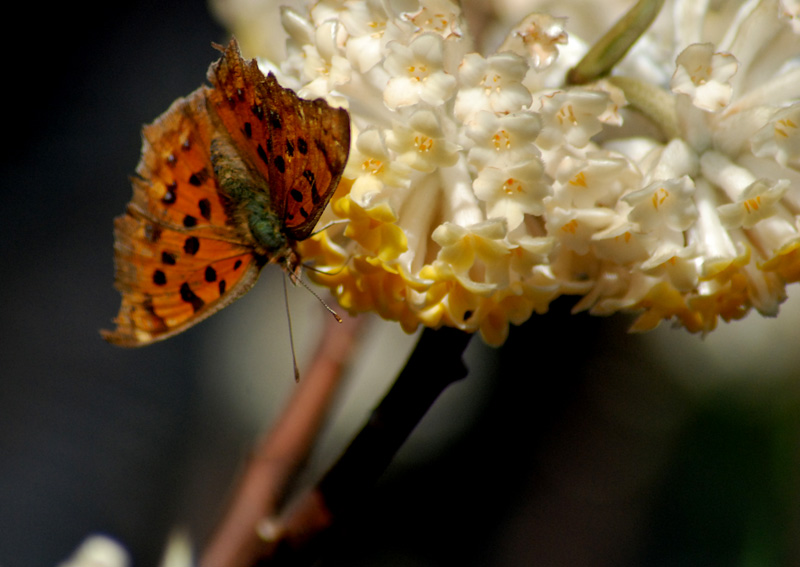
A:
210;136;296;268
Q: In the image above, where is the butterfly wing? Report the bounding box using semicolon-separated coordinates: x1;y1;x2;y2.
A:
103;89;265;346
206;39;350;241
105;39;350;346
102;209;265;346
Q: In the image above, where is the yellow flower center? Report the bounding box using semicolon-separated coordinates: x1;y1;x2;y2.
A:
569;171;587;187
561;219;579;234
743;195;762;213
408;64;429;80
776;118;797;138
362;158;385;175
651;187;670;209
415;135;434;152
493;129;511;150
502;177;522;194
557;104;578;126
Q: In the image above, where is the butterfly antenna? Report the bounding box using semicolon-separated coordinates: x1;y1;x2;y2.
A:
283;275;301;382
310;218;348;238
302;251;354;278
292;271;343;323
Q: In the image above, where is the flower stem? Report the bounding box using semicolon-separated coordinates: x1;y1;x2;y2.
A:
261;325;473;565
567;0;665;85
608;75;680;139
200;313;364;567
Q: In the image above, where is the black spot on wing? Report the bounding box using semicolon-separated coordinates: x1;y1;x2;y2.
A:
184;236;200;255
268;109;282;130
199;198;211;221
257;144;269;166
303;170;320;204
162;182;177;205
180;282;205;312
144;223;162;243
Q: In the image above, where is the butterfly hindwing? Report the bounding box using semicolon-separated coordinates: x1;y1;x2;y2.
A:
102;208;264;346
104;83;264;346
132;90;235;234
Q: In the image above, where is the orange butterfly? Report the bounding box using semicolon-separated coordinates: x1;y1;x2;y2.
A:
103;38;350;346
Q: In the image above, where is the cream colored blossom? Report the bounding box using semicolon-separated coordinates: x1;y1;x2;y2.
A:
59;536;129;567
383;33;457;109
212;0;800;343
671;43;738;112
499;13;569;69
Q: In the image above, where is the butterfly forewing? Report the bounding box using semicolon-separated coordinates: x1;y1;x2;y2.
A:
206;41;350;241
260;75;350;240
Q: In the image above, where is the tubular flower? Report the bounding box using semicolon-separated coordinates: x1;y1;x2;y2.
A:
212;0;800;344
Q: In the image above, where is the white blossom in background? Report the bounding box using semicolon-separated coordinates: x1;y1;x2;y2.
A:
61;531;193;567
58;536;130;567
211;0;800;345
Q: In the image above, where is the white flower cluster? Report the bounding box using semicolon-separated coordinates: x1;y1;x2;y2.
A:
214;0;800;344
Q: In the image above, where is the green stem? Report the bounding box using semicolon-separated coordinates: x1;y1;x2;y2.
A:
567;0;665;85
609;75;680;139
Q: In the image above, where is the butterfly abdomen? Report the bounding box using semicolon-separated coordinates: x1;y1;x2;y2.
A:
248;207;289;256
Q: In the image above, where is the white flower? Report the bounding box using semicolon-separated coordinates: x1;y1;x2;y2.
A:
384;109;460;172
473;159;549;229
465;110;542;170
454;52;531;122
213;0;800;343
499;13;569;70
671;43;738;112
751;103;800;168
624;176;699;232
383;33;457;109
403;0;464;39
535;89;613;150
347;127;412;207
59;536;129;567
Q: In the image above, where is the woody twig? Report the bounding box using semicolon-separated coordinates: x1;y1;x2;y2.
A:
254;326;473;565
200;312;363;567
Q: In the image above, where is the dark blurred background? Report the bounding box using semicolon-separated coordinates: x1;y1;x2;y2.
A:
4;2;800;566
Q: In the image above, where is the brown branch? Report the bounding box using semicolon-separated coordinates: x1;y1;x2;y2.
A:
257;326;473;565
200;312;364;567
